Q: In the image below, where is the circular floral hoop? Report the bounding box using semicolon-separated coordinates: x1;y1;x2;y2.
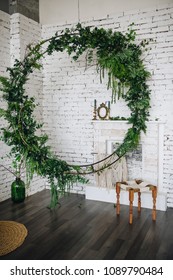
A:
0;23;151;208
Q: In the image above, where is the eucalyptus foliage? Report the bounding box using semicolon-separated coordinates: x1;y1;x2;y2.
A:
0;23;151;208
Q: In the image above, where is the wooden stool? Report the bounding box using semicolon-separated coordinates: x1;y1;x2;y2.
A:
116;180;157;224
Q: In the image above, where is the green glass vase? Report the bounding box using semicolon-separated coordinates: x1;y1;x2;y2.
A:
11;178;25;203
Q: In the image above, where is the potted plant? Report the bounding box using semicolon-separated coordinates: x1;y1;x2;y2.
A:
0;155;26;203
11;177;25;203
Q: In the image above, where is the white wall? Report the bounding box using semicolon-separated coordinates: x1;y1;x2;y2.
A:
0;11;45;201
39;0;173;24
1;2;173;207
0;10;12;201
42;3;173;206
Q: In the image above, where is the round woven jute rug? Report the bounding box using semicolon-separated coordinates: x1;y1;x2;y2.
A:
0;221;28;256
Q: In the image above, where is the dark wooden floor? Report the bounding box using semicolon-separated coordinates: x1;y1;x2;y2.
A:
0;189;173;260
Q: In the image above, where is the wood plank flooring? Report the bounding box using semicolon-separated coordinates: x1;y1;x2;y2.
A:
0;189;173;260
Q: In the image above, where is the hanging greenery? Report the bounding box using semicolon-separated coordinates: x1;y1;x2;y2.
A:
0;23;151;208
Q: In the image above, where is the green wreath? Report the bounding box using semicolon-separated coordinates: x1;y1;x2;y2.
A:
0;23;151;208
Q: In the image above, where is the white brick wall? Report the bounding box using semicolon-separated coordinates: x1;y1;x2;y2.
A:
0;11;11;201
0;3;173;206
0;11;45;201
42;4;173;205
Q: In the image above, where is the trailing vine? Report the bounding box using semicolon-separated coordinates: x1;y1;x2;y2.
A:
0;23;151;208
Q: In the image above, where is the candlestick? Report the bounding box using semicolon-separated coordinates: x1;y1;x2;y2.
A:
92;99;97;120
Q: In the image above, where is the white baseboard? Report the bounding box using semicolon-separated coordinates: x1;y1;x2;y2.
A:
86;185;167;211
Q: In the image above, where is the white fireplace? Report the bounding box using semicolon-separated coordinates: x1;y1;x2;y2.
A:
86;120;167;211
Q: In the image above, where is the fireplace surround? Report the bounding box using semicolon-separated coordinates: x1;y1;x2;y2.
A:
86;120;167;211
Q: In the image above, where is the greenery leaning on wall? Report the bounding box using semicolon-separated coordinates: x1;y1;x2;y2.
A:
0;23;151;208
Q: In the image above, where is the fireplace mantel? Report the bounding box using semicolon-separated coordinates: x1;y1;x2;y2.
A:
92;120;165;123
